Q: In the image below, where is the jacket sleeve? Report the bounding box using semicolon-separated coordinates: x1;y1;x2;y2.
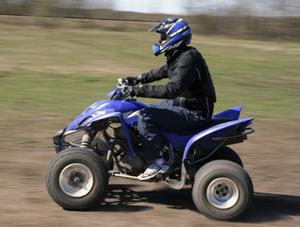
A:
139;64;168;84
137;54;197;99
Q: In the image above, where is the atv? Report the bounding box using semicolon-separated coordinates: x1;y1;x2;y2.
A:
46;82;255;221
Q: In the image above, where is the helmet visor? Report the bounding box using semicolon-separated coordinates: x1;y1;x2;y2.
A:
160;34;167;41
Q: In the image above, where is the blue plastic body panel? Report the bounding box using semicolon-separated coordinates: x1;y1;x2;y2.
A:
181;117;254;162
65;99;147;157
106;89;120;97
212;105;243;119
66;100;147;131
160;105;245;148
125;115;139;129
161;130;193;148
69;111;137;157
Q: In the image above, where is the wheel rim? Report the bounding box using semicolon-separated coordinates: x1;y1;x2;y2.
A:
206;177;239;209
59;163;94;198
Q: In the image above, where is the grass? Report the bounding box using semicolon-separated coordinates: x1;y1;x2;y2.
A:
0;26;299;141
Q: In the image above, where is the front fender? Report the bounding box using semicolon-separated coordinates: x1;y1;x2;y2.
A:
92;112;137;157
182;117;254;162
66;111;136;157
66;100;147;131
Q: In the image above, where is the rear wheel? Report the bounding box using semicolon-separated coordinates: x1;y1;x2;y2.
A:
192;160;253;220
46;148;109;210
204;146;243;167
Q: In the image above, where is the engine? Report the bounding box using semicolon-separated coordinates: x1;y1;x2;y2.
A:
114;125;137;143
114;125;146;175
119;151;145;175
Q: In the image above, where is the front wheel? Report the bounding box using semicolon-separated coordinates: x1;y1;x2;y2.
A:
46;147;108;210
67;135;113;170
192;160;253;221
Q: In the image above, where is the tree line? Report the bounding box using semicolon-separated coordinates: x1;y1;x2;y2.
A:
0;0;299;41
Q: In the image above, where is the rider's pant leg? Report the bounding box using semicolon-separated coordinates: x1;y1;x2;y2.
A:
138;100;209;163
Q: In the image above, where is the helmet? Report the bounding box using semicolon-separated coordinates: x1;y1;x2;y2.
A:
149;18;192;56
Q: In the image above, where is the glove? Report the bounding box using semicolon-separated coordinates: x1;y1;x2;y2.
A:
123;85;137;98
126;76;141;85
117;83;138;99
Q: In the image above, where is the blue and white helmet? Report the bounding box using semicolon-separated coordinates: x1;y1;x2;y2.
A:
149;18;192;56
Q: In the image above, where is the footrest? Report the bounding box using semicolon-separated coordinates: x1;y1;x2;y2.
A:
164;163;187;190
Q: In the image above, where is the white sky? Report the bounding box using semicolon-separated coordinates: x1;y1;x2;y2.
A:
85;0;237;15
112;0;185;14
67;0;300;17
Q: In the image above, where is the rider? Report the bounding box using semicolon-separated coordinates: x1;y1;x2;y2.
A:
118;18;216;180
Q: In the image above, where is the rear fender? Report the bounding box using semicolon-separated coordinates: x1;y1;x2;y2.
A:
212;105;243;119
182;117;254;162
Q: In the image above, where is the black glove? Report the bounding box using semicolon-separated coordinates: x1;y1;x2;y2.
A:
126;76;141;85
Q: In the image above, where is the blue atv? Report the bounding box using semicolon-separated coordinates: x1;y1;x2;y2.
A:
46;84;255;221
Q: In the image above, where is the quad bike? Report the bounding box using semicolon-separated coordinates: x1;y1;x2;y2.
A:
45;81;255;221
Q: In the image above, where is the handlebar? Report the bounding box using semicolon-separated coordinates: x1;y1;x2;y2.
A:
110;78;131;101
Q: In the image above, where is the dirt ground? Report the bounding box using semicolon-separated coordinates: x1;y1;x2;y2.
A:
0;117;300;227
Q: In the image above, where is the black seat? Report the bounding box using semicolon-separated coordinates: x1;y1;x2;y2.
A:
175;117;237;136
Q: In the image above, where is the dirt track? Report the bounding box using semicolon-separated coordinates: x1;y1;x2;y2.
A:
0;14;299;226
0;118;300;227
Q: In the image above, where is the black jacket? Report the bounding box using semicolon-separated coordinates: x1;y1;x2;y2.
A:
136;46;216;118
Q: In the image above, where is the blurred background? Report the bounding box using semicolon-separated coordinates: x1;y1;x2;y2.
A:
0;0;300;40
0;1;300;226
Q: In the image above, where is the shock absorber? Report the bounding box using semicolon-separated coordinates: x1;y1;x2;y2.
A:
80;130;97;148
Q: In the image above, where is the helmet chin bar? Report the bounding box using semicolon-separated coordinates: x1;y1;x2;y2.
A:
153;42;172;56
152;44;160;55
